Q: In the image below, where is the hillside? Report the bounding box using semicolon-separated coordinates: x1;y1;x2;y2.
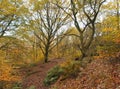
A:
51;53;120;89
19;53;120;89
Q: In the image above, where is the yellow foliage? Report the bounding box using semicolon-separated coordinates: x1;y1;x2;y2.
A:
101;29;120;43
0;0;16;15
17;5;29;15
30;0;49;11
0;63;21;82
113;31;120;43
102;28;113;32
60;59;71;68
60;59;80;78
96;28;120;58
36;51;44;62
102;2;116;10
67;27;79;35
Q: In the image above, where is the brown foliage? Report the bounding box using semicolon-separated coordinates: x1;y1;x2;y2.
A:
51;53;120;89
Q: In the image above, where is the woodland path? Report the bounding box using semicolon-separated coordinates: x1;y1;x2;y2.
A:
20;58;64;89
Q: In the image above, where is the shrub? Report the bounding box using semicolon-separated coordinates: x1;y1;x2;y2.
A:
44;60;81;86
27;85;36;89
60;60;81;79
12;82;22;89
50;85;58;89
43;65;63;86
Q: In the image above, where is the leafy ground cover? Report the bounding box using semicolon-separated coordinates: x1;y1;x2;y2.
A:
51;53;120;89
18;52;120;89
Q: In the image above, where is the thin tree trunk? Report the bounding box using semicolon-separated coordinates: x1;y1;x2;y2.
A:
44;44;49;63
44;51;49;63
117;0;119;30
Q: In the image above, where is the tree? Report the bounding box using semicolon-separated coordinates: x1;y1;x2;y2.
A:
101;0;120;30
0;0;16;37
28;0;69;63
0;36;27;63
0;0;28;54
116;0;120;30
57;0;106;60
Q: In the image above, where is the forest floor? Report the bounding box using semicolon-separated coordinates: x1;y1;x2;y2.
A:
51;54;120;89
20;53;120;89
20;58;64;89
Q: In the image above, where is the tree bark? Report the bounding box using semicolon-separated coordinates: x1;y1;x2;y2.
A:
117;0;119;30
44;51;49;63
44;42;50;63
80;50;86;61
44;48;49;63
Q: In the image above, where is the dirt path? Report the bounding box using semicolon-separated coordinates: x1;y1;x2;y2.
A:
20;58;64;89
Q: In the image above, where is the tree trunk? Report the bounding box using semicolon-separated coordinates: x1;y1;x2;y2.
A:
117;0;119;30
44;51;48;63
80;49;86;61
44;44;49;63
